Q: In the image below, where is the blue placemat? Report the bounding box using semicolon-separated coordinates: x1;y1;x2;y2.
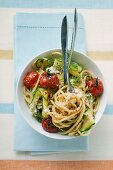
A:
13;12;89;153
0;0;113;9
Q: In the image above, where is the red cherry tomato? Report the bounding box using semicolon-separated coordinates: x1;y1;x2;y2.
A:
39;72;49;88
48;74;59;88
42;117;59;133
87;78;103;97
24;71;39;88
39;72;59;89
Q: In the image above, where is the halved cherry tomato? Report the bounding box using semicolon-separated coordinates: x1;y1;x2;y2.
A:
42;116;59;133
39;72;59;89
87;78;103;97
24;71;39;88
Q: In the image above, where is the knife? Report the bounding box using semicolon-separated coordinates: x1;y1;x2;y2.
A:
61;16;68;85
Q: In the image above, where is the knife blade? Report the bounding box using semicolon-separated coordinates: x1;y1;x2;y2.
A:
61;16;68;85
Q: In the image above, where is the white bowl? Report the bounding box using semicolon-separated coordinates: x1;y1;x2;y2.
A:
17;49;107;139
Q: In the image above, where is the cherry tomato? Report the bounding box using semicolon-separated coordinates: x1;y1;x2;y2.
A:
24;71;39;88
87;78;103;97
39;72;59;89
48;74;59;88
39;72;49;88
42;117;59;133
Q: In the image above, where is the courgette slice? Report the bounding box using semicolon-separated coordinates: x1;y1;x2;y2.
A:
32;88;42;102
53;58;62;71
80;111;95;132
50;51;62;58
33;58;49;70
69;62;82;76
38;88;49;118
70;76;81;86
32;88;49;118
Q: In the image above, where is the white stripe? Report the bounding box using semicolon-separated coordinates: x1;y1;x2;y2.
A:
0;60;14;103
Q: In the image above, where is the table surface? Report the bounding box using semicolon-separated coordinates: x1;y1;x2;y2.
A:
0;8;113;161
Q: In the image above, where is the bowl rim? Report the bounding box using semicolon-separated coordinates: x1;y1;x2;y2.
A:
16;48;107;140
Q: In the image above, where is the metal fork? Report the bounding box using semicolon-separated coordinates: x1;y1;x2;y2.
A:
67;8;77;93
61;8;77;93
68;8;77;67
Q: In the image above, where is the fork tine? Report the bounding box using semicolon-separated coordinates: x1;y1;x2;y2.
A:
68;8;77;67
